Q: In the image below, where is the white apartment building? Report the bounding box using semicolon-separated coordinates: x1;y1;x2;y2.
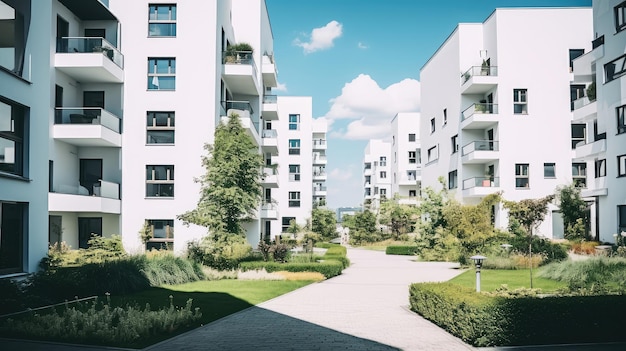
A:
571;0;626;242
390;112;421;204
420;8;593;238
363;139;391;212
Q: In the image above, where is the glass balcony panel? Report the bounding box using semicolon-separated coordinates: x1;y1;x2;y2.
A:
56;37;123;68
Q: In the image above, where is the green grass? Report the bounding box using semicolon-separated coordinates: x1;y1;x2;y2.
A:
448;269;567;292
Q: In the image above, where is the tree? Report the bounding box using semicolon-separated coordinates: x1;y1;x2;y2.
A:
344;210;378;245
503;195;554;288
555;183;589;240
378;196;419;240
416;177;449;249
178;113;264;238
311;207;337;241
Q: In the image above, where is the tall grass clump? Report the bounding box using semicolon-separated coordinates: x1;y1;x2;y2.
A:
539;256;626;292
141;253;205;286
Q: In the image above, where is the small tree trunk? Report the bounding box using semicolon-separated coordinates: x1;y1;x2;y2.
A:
528;231;533;289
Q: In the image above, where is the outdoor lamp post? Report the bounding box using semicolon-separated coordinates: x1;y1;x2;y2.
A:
470;255;486;292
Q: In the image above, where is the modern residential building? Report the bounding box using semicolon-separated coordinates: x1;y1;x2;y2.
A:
363;139;391;212
420;7;593;238
570;0;626;242
390;112;421;205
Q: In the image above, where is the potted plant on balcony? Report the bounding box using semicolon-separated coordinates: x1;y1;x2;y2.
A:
475;99;487;113
225;43;254;63
586;81;596;101
481;59;490;76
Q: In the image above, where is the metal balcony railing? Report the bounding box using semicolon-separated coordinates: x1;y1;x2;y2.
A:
54;107;121;133
461;65;498;84
461;140;499;156
57;37;124;68
462;103;499;121
462;177;500;190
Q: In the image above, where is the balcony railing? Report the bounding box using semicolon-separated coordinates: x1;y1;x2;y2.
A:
222;50;257;76
462;103;499;121
262;129;277;138
263;95;277;104
462;177;500;190
461;66;498;84
313;155;327;162
261;201;278;211
592;35;604;50
55;107;121;133
54;180;120;199
313;170;326;177
461;140;499;156
572;96;595;111
313;139;327;147
57;37;123;68
313;186;328;192
223;100;259;134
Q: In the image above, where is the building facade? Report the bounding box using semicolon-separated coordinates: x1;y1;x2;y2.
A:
390;112;421;205
420;8;593;238
363;139;391;212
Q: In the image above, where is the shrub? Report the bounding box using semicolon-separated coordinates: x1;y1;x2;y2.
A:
509;235;567;264
314;242;339;249
186;235;253;270
570;240;600;255
324;245;347;256
270;243;290;262
0;279;26;315
386;245;419;255
538;256;626;292
239;260;343;279
481;256;518;270
141;254;204;286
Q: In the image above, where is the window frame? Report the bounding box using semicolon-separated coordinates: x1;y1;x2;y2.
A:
515;163;530;188
594;159;606;178
146;111;175;144
281;216;296;233
408;133;416;142
617;104;626;135
288;191;301;207
427;145;438;163
430;118;436;133
615;1;626;33
572;162;587;188
288;139;301;155
451;134;458;154
544;162;556;178
379;156;387;167
408;151;416;164
0;202;26;274
148;4;177;37
0;97;26;177
146;165;175;197
618;154;626;177
288;114;300;130
513;89;528;114
571;124;586;149
605;54;626;83
147;57;176;90
289;164;300;181
144;219;174;250
448;170;458;189
380;171;387;179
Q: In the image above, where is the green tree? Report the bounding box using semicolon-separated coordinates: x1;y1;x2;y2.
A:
344;210;378;245
311;207;337;240
178;113;264;238
416;177;449;249
378;196;419;240
555;183;589;240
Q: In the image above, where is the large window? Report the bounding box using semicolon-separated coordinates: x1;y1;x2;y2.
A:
288;192;300;207
619;205;626;233
379;156;386;167
572;162;587;188
288;139;300;155
288;114;300;130
146;111;175;144
408;133;416;142
144;219;174;251
619;154;626;177
515;163;529;188
147;58;176;90
544;163;556;178
408;151;416;164
0;202;26;274
448;170;458;189
146;165;174;197
569;49;585;72
451;134;458;154
615;1;626;33
380;171;387;179
605;54;626;83
513;89;528;114
427;145;438;163
595;159;606;178
282;217;295;233
617;105;626;135
289;164;300;181
0;1;27;76
571;124;586;149
148;4;177;37
0;98;25;176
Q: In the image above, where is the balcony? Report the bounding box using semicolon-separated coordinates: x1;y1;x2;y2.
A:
53;108;121;147
313;185;327;196
399;172;421;185
262;95;278;120
55;37;123;83
461;103;499;130
260;201;278;220
313;169;327;181
313;139;327;150
460;66;498;94
462;177;500;198
261;129;278;155
398;197;419;206
261;55;278;88
49;180;121;214
221;100;260;145
572;42;604;83
572;97;597;122
222;51;259;95
461;141;500;164
581;176;608;198
313;154;327;165
261;166;279;188
575;139;606;159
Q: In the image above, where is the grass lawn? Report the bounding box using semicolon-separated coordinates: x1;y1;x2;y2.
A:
357;240;413;251
107;280;313;348
448;269;567;292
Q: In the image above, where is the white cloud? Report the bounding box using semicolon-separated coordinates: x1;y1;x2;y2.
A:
357;42;368;49
329;168;353;181
322;74;420;140
274;81;287;92
294;20;343;54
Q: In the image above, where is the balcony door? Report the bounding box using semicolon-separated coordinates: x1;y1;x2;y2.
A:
84;28;106;53
487;93;493;113
83;91;104;118
487;129;494;150
56;16;68;52
80;159;102;196
78;217;102;249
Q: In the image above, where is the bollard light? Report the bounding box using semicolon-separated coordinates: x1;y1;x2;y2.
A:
470;255;487;292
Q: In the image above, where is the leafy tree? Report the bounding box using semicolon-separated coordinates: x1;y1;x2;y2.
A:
378;196;419;240
555;183;589;240
178;113;264;238
285;219;302;237
416;177;449;251
344;210;378;245
311;207;337;240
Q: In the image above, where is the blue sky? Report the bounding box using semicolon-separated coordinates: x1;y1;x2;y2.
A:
265;0;592;209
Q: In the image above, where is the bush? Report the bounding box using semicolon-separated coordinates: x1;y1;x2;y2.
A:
141;253;205;286
570;240;600;255
239;260;344;279
386;245;419;255
410;282;626;347
186;236;253;270
40;236;126;270
314;242;339;249
0;279;26;314
509;235;567;264
538;256;626;292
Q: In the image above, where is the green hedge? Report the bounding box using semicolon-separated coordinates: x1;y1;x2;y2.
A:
386;245;418;255
239;260;344;279
324;245;347;256
409;282;626;347
315;242;340;249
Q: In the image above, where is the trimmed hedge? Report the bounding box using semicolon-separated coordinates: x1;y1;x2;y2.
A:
386;245;418;256
409;282;626;347
315;242;340;249
239;260;344;279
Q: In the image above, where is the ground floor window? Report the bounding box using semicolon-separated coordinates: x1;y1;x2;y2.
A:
145;219;174;251
281;217;295;233
0;202;26;274
78;217;102;249
619;205;626;233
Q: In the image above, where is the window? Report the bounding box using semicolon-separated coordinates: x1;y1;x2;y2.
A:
617;105;626;135
615;1;626;32
448;170;458;189
144;219;174;250
515;163;529;188
288;192;301;207
148;58;176;90
408;151;416;164
379;156;387;167
408;134;416;142
427;145;438;163
0;98;25;176
148;4;177;37
595;159;606;178
0;1;27;76
288;139;300;155
409;190;417;198
430;118;436;133
571;124;586;149
380;188;387;198
380;171;387;179
407;170;416;181
513;89;528;114
605;54;626;83
570;84;585;111
619;205;626;233
282;217;296;232
288;114;300;130
619;154;626;177
569;49;585;72
443;109;448;126
544;163;556;178
572;162;587;188
364;188;371;196
146;165;174;197
451;134;458;154
146;111;175;144
0;202;26;274
289;164;300;181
